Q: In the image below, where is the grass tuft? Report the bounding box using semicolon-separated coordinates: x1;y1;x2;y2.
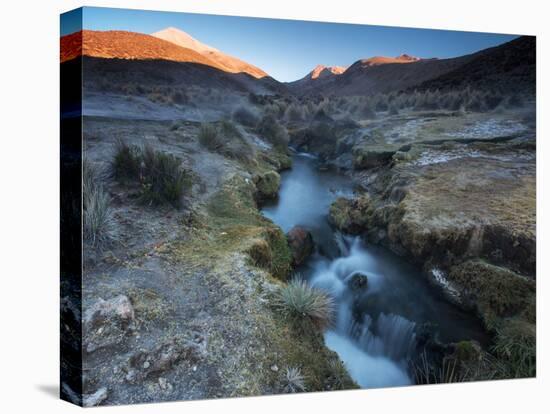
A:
83;159;112;247
112;141;191;208
281;366;306;393
276;278;334;328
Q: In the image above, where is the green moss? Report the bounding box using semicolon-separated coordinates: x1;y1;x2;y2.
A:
267;313;358;392
329;196;372;234
254;171;281;201
448;260;535;328
352;145;396;169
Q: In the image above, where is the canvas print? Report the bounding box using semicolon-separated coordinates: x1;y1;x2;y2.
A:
60;6;536;406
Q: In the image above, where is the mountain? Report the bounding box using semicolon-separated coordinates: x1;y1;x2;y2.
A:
288;54;428;95
353;54;421;67
288;37;534;97
151;27;219;54
413;36;535;94
152;27;268;79
309;65;347;79
60;30;219;67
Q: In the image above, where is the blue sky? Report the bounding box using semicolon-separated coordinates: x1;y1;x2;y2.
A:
61;6;518;82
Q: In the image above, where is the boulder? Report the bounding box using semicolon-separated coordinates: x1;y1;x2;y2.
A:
254;171;281;202
124;334;206;383
83;295;135;353
287;226;315;266
347;271;369;291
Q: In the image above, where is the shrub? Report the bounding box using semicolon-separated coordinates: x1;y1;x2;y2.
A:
358;100;376;119
281;367;306;393
388;103;399;116
198;123;222;151
232;105;259;127
113;139;141;182
140;145;191;207
256;114;289;149
276;278;334;328
113;141;191;208
199;121;254;163
285;103;306;122
83;159;112;247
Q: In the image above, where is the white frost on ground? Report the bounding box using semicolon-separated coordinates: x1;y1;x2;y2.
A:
430;268;460;300
413;147;534;166
444;119;527;139
386;119;426;143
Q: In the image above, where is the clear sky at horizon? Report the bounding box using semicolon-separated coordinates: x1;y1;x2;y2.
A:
61;6;519;82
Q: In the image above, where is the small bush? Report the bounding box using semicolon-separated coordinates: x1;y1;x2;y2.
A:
83;159;112;247
113;139;141;182
199;121;254;163
276;278;334;328
256;114;289;149
113;141;191;208
358;100;377;119
140;145;191;207
281;366;306;393
285;103;306;122
232;105;259;127
198;123;222;151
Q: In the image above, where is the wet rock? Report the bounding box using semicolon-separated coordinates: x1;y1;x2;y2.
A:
124;334;206;383
347;271;368;291
253;171;281;202
287;226;315;266
329;196;372;234
83;295;135;353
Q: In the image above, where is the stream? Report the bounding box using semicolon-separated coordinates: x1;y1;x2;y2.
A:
262;153;488;389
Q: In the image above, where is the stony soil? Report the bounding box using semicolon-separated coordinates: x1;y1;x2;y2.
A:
74;116;355;406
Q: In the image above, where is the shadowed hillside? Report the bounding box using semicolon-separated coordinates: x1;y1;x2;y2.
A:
414;36;536;94
288;36;535;97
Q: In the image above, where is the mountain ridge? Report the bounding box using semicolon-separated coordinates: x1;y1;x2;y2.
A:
151;27;268;79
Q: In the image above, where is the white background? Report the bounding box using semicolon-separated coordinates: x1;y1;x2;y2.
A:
0;0;547;412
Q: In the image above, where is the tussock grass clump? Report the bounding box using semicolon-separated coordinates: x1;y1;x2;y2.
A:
113;139;141;182
83;159;112;247
412;351;464;384
276;278;334;328
198;123;222;150
492;319;536;378
281;366;306;393
140;146;192;207
199;121;255;163
113;141;191;208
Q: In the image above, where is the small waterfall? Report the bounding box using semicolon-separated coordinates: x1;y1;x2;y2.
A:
311;234;416;387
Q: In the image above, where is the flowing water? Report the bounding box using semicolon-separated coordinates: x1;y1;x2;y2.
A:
262;153;488;389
